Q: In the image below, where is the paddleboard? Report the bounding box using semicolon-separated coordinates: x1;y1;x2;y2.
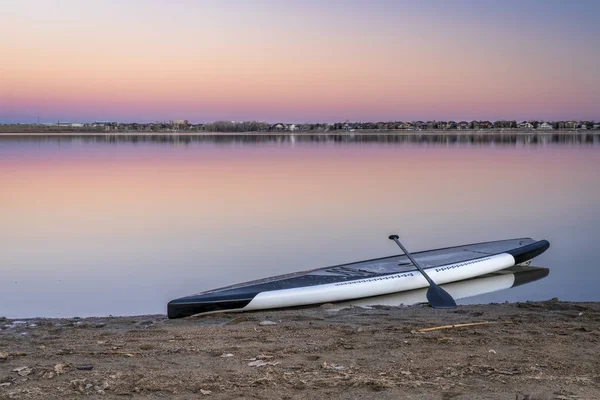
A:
167;238;549;319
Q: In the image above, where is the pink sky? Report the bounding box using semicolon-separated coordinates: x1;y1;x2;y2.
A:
1;0;599;123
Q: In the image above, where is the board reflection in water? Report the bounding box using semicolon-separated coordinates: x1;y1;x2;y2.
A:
329;266;549;311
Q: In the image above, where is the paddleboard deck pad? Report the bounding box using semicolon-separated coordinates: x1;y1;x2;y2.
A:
167;238;549;319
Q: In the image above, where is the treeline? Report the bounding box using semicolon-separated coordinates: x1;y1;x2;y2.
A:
2;119;599;133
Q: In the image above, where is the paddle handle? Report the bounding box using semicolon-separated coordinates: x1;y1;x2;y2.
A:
388;235;435;286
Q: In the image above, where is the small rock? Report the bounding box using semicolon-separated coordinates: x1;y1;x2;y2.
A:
357;327;364;333
0;382;11;388
489;349;497;354
0;352;8;361
54;363;68;374
200;389;213;395
400;370;412;375
220;353;234;358
43;372;55;379
70;379;87;392
322;362;345;371
77;365;94;371
247;360;280;367
13;367;32;376
258;320;278;326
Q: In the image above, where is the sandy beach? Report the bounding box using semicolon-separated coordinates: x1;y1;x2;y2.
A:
1;300;599;399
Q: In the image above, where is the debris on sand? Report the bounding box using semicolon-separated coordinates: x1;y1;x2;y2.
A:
321;361;345;371
258;320;278;326
12;366;32;376
248;360;280;367
416;320;513;332
54;363;68;374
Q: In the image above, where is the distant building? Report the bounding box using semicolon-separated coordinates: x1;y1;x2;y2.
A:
538;122;553;130
457;121;470;130
170;120;189;127
271;123;286;131
517;122;534;129
565;121;578;129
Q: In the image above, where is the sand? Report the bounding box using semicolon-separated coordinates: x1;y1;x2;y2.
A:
1;300;599;399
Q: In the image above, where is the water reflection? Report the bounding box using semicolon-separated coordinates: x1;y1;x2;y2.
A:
1;133;600;146
330;266;549;311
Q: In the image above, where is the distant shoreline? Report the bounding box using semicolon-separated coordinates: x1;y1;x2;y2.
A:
0;129;598;137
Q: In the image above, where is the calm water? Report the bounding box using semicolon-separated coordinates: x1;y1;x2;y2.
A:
1;135;599;318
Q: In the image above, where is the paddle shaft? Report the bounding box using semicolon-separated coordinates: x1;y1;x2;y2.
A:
389;236;436;286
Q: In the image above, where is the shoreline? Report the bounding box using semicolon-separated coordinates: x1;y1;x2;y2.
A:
2;300;599;399
0;129;598;137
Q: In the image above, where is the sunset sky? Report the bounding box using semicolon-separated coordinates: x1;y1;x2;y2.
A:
1;0;599;123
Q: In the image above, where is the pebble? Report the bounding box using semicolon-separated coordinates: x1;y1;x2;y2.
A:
12;366;32;376
54;363;68;374
259;320;278;326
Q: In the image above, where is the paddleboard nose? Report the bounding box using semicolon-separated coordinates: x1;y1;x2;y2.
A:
507;240;550;265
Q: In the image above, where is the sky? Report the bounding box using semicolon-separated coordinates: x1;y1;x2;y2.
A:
0;0;599;123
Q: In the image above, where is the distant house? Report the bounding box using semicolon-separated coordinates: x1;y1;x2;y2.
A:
593;123;600;130
471;121;480;130
565;121;578;129
479;121;493;129
457;121;470;130
517;121;534;129
288;124;298;132
170;120;189;128
414;121;428;130
398;122;413;130
271;123;286;131
538;122;553;130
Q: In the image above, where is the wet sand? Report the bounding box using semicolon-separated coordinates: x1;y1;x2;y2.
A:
1;301;599;399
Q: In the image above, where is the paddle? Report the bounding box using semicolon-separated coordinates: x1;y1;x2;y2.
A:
388;235;457;309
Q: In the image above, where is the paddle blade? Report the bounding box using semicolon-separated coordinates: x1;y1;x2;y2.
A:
426;285;457;309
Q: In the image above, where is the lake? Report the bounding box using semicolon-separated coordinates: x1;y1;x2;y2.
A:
1;134;599;318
